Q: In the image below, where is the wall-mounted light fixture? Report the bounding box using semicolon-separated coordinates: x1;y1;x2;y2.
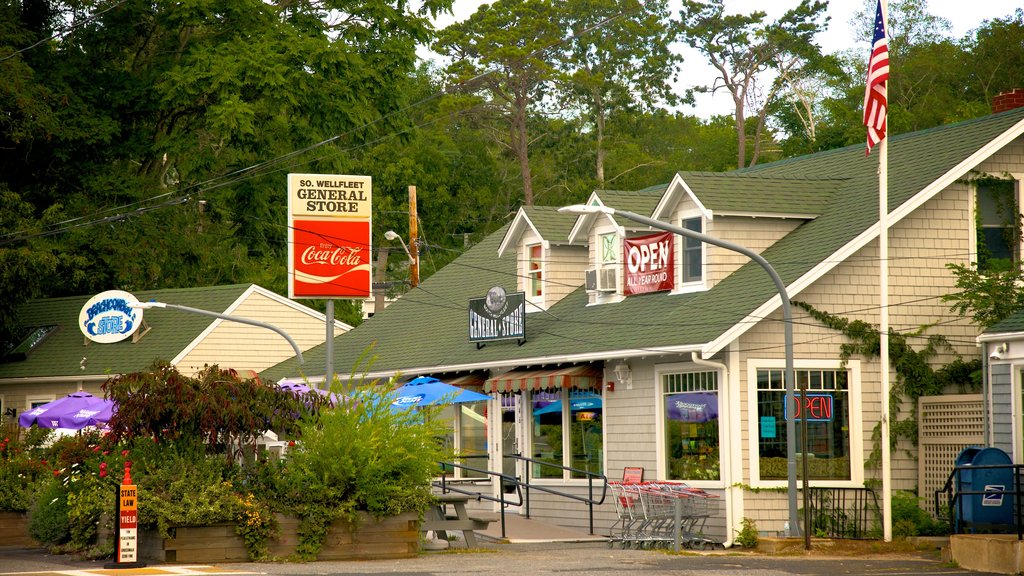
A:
990;342;1009;361
613;361;632;390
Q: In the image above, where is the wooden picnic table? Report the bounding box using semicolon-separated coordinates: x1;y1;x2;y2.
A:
421;492;497;548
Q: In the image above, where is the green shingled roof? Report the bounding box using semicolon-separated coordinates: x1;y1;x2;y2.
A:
676;172;843;216
519;206;578;241
0;285;251;379
262;107;1024;382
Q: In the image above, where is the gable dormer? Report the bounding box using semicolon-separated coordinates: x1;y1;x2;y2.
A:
498;206;587;312
652;172;837;289
567;189;666;304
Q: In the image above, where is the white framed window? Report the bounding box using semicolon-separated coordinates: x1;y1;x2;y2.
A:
746;359;863;487
528;388;603;481
974;178;1021;273
439;400;489;479
656;368;722;484
26;395;55;411
672;214;706;294
527;244;544;300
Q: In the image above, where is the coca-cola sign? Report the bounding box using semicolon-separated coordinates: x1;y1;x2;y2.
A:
288;173;372;299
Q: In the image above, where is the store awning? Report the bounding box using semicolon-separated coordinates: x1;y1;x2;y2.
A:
484;365;602;393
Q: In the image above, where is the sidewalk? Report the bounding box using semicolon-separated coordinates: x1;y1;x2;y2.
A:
477;513;607;544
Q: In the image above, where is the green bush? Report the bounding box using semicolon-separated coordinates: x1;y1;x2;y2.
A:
0;430;50;512
734;517;758;548
29;477;71;545
891;490;948;537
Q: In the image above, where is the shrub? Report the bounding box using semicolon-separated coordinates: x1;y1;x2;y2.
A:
0;430;50;512
279;378;452;559
29;477;71;545
891;490;948;537
734;517;758;548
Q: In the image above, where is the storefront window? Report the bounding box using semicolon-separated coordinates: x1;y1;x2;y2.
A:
662;371;720;481
439;399;489;479
756;368;851;481
531;391;562;478
530;389;604;480
568;390;603;478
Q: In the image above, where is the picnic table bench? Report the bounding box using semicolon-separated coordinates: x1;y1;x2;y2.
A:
421;492;499;548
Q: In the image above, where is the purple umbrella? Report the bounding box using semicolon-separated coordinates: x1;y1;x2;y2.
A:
665;392;719;423
18;391;116;429
277;380;342;405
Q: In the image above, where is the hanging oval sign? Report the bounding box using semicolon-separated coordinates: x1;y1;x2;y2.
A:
79;290;143;344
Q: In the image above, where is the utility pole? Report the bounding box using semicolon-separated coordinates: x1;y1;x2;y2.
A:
408;185;420;288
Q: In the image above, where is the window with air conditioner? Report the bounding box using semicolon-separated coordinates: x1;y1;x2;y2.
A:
596;232;619;292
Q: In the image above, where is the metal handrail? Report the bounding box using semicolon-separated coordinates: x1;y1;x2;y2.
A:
434;459;523;539
935;462;1024;540
507;453;608;535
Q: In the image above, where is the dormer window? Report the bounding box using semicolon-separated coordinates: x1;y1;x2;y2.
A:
528;244;543;298
682;217;703;284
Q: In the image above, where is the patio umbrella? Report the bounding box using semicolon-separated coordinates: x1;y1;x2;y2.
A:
18;391;115;430
533;394;602;416
665;392;718;423
277;380;342;405
390;376;491;410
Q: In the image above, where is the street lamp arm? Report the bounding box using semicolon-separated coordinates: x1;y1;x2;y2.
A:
135;301;304;365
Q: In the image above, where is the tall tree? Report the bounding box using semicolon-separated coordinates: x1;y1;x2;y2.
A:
0;0;454;342
553;0;680;186
433;0;563;206
676;0;829;168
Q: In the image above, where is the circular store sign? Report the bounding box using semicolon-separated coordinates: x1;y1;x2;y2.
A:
79;290;143;343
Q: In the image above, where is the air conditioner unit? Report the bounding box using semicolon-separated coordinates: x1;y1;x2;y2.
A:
597;267;617;292
585;269;598;292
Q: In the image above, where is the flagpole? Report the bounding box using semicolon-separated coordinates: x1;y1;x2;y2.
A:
878;0;892;545
879;134;892;543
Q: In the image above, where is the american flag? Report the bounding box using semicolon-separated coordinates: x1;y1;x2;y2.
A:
864;0;889;155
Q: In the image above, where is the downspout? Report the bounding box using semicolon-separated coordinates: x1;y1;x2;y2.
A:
691;352;736;548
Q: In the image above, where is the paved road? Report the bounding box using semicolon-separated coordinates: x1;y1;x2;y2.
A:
0;542;1005;576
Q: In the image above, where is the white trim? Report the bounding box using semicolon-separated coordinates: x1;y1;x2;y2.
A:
568;193;626;244
303;345;705;383
654;361;727;490
652;173;713;222
26;394;56;410
705;115;1024;357
1012;364;1023;464
713;211;819;220
745;359;864;489
673;212;708;293
498;208;542;257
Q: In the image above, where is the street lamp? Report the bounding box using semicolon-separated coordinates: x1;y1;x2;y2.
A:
384;230;418;287
133;301;303;364
558;203;805;543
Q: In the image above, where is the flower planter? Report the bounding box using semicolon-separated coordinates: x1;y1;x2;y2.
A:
141;512;419;562
0;511;35;547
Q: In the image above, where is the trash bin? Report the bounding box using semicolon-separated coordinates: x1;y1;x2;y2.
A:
955;446;1014;532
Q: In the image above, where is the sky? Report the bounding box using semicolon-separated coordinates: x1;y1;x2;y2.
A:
426;0;1022;118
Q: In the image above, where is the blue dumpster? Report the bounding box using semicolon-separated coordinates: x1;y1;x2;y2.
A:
955;446;1014;531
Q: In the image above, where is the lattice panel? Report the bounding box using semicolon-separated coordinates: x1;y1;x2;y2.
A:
918;394;984;513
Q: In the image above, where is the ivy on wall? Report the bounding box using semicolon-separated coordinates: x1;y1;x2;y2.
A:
793;301;981;472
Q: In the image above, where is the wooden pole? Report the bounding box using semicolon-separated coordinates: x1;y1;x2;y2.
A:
409;186;419;288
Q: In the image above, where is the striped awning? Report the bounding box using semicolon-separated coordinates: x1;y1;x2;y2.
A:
484;365;602;393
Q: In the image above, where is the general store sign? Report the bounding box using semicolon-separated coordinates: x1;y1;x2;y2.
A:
623;232;674;295
287;174;372;299
468;287;526;343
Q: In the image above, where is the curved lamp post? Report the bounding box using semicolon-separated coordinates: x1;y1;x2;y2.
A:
133;301;304;365
558;203;804;543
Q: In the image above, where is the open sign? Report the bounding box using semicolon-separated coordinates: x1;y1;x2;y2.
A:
784;394;834;422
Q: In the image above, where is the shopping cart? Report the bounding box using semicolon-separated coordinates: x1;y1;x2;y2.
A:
608;481;720;549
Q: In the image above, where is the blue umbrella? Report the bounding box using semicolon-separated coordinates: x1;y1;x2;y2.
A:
533;394;602;416
390;376;491;410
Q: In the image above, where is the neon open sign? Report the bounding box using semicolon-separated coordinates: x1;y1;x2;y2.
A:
783;393;834;422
